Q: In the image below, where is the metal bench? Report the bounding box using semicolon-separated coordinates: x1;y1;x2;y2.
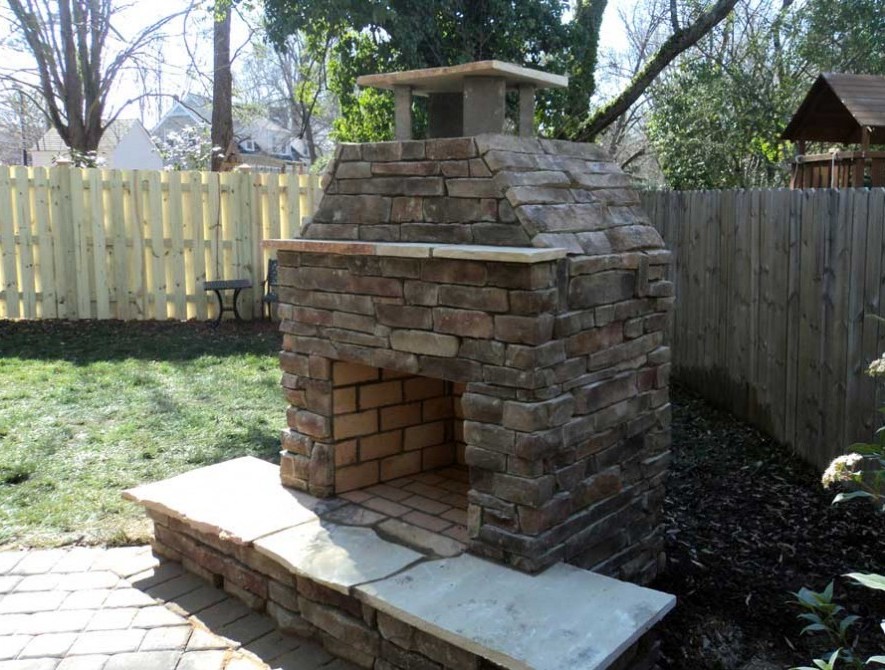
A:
203;278;252;327
261;258;279;320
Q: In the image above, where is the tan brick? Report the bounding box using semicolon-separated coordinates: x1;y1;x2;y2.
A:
335;440;358;467
333;388;357;415
335;462;379;493
422;396;454;421
334;410;379;439
404;421;447;450
359;381;404;409
380;402;423;430
403;377;446;401
402;510;451;532
333;362;379;387
380;452;422;481
422;443;456;470
360;431;403;461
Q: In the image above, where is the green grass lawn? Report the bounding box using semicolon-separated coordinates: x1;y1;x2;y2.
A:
0;319;285;549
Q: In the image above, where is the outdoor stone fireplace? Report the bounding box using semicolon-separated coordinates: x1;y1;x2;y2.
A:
126;61;676;670
266;62;673;581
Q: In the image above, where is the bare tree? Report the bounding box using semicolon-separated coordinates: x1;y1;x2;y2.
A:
210;3;232;171
0;88;45;164
1;0;182;156
237;34;337;161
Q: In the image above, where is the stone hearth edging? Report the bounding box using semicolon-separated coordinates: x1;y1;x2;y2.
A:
124;457;675;670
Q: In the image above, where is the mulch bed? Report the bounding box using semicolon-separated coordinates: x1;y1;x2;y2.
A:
656;385;885;669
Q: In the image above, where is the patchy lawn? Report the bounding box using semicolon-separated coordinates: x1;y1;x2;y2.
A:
0;319;284;549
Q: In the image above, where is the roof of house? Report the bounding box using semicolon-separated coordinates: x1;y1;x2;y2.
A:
32;119;145;154
782;73;885;144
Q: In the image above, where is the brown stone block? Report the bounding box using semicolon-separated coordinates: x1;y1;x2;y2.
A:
426;138;477;160
504;341;566;370
457;339;506;365
380;258;421;279
335;461;379;493
280;429;312;456
404;280;439;306
441;160;470;177
438;285;508;313
280;452;310;482
421;259;487;286
372;161;440;176
566;322;624;356
312;194;391;225
299;597;379;656
464;445;507;472
334;410;379;439
279;351;310;376
391;330;459;357
576;468;623;507
292;409;331;439
376;304;433;330
493;314;554;345
401;223;472;244
433;307;493;339
380;402;423;430
391;196;424;222
487;263;554;290
413;629;479;669
381;451;422;481
492;472;555;507
461;393;503;423
463;421;515;454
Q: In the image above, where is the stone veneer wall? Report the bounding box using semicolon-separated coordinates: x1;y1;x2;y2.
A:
148;509;660;670
275;135;673;582
281;360;466;494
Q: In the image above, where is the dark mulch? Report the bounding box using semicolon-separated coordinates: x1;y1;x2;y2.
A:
656;385;885;669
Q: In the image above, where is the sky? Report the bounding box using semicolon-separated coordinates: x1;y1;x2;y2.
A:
0;0;638;130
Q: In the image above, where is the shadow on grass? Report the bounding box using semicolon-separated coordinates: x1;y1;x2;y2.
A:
0;319;281;364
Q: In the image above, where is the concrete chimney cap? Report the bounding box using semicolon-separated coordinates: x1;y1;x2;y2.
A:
356;60;568;95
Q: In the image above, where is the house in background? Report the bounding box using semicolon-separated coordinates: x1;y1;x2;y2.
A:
152;93;311;171
30;119;163;170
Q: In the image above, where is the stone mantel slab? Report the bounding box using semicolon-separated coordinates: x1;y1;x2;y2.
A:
262;239;568;263
355;554;676;670
123;457;326;545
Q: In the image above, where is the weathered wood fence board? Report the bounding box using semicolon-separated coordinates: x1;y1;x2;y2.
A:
0;165;322;321
643;188;885;469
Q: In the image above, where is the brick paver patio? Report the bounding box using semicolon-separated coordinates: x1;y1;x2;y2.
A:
0;546;355;670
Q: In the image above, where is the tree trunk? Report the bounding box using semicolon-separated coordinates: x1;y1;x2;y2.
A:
211;6;233;171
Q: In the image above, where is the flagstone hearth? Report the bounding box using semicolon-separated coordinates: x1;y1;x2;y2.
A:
125;457;674;670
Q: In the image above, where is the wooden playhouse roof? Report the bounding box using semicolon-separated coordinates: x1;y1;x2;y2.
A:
782;73;885;144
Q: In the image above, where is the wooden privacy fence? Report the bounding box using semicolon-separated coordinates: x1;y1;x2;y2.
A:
642;188;885;469
0;165;322;321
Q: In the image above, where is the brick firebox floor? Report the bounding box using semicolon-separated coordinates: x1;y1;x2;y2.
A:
329;466;469;557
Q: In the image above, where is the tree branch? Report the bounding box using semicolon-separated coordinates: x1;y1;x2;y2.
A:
570;0;740;142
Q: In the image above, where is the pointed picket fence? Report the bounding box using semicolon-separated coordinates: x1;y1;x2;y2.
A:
0;165;322;321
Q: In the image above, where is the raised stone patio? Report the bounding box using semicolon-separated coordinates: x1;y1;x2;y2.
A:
124;456;675;670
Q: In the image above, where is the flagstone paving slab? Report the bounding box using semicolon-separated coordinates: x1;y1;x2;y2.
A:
0;547;355;670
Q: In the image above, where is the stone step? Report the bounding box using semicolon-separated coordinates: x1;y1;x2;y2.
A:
124;457;675;670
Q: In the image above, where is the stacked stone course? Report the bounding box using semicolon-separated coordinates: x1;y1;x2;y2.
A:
274;134;673;583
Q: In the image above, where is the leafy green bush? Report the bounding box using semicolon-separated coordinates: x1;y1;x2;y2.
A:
791;353;885;669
